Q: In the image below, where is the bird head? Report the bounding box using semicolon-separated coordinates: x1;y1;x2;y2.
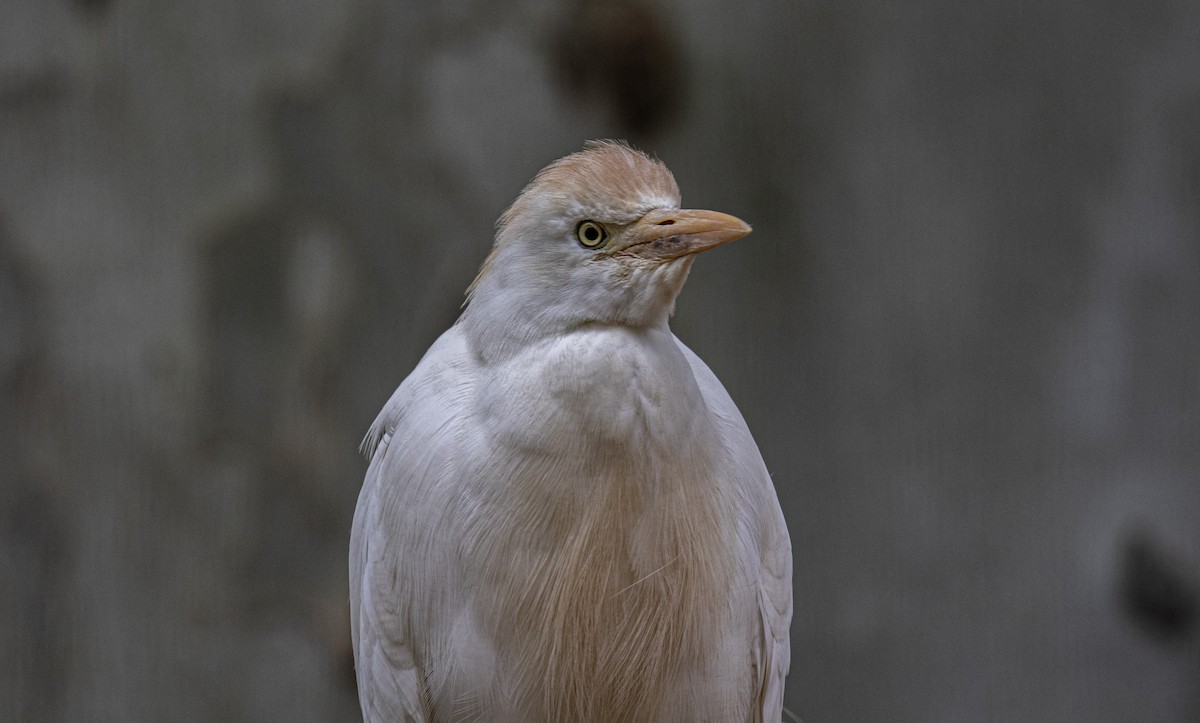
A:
462;140;751;359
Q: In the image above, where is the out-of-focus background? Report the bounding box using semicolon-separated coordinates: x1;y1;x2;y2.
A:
2;0;1199;720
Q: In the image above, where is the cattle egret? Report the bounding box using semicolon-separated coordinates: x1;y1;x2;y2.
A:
350;140;792;722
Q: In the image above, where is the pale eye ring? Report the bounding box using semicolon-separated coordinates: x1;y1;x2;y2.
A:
575;220;607;249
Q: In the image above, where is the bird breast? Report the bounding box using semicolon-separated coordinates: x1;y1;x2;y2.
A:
457;324;744;721
480;325;707;453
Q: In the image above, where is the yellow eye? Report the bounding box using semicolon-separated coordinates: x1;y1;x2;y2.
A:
575;220;607;248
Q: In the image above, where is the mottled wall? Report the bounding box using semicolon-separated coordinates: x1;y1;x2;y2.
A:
2;1;1198;721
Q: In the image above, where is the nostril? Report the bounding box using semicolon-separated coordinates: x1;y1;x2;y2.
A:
656;220;675;226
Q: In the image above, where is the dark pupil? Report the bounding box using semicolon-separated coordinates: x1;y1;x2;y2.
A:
584;226;599;241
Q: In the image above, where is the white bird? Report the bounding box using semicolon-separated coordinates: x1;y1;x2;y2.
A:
350;140;791;723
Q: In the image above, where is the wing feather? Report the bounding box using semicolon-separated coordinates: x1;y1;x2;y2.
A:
350;325;477;723
675;338;793;722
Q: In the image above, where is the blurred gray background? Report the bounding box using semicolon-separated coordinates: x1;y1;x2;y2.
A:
2;0;1199;721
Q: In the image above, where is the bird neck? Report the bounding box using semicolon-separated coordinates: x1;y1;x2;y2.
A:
461;254;695;362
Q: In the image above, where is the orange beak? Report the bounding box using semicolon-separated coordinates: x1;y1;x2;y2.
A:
615;208;752;260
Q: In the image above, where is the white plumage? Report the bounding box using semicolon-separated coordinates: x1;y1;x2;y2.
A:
350;140;791;722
